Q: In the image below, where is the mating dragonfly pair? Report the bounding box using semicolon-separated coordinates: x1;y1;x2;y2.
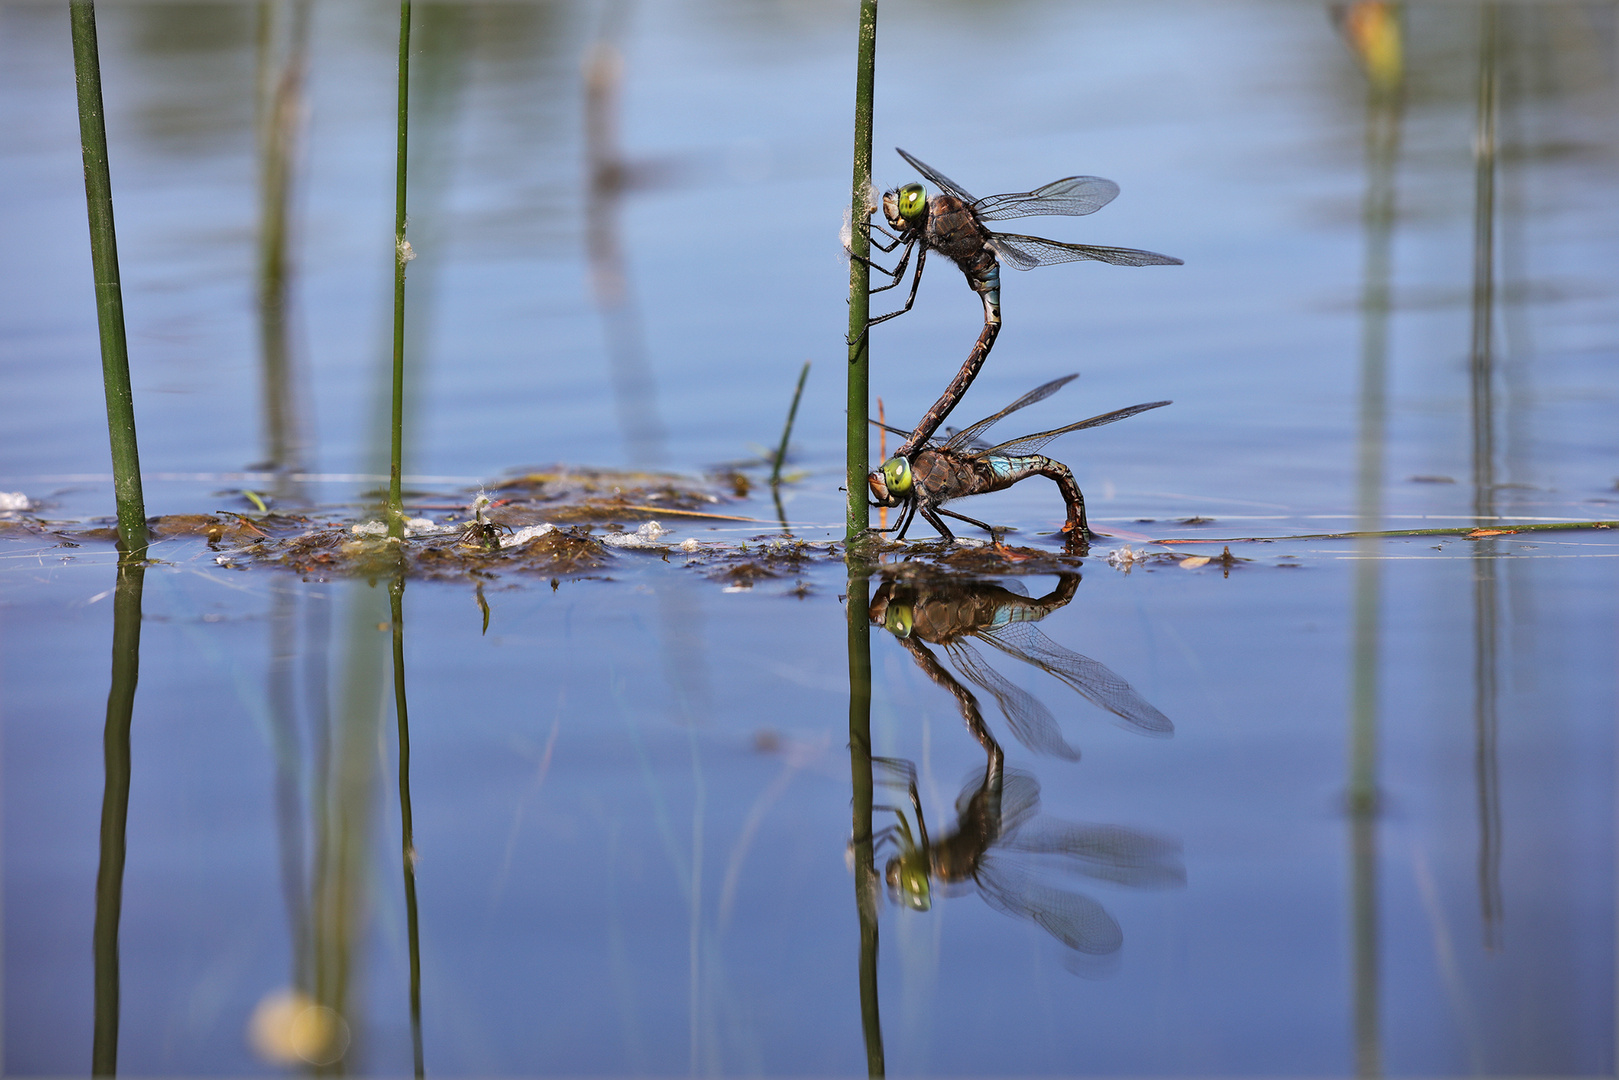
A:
856;149;1179;550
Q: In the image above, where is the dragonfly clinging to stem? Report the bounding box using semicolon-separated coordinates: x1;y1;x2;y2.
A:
868;373;1170;553
855;149;1182;457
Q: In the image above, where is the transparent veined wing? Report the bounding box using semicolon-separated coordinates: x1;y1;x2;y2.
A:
895;148;979;206
989;232;1183;270
972;175;1120;220
974;854;1124;955
977;620;1175;736
945;640;1081;762
979;400;1171;460
1002;817;1186;889
941;374;1079;452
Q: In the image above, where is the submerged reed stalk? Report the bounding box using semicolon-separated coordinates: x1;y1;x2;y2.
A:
844;0;878;540
70;1;148;558
388;1;414;538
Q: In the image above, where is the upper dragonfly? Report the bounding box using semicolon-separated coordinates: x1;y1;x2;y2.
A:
860;149;1182;457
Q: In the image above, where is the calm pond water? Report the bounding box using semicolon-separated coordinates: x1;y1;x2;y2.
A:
2;0;1617;1075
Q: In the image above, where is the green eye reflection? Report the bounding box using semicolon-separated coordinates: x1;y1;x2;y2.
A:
883;604;914;639
881;456;913;495
885;852;932;911
897;183;927;221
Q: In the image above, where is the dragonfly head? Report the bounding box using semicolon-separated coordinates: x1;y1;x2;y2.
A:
885;850;932;911
881;603;914;639
882;183;928;231
867;455;912;508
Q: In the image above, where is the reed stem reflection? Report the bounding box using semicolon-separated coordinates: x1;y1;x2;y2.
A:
254;0;312;492
1469;1;1504;951
1334;2;1404;1072
93;559;145;1075
390;575;426;1076
847;569;884;1076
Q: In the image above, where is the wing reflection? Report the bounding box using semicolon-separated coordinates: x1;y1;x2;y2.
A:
872;750;1183;968
870;571;1172;762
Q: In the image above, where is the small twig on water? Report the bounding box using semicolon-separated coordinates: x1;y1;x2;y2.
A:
1153;520;1618;545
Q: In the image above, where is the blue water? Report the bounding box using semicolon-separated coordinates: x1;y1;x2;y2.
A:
2;0;1616;1074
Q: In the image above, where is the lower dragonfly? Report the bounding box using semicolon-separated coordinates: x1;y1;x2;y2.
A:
870;572;1173;747
868;374;1169;552
871;747;1183;967
853;149;1182;458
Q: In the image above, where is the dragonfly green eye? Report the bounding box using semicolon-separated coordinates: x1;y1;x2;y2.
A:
885;853;931;911
896;183;927;222
881;456;912;495
883;604;914;639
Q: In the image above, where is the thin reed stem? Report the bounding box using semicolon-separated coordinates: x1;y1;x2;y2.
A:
844;0;878;541
70;1;148;559
389;1;414;538
771;361;811;486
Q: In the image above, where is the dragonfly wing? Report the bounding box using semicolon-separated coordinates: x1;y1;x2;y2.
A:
981;400;1171;459
895;148;979;205
975;855;1124;956
868;417;920;442
972;176;1120;220
1003;818;1186;889
946;640;1081;761
942;374;1080;451
979;621;1174;736
989;232;1184;269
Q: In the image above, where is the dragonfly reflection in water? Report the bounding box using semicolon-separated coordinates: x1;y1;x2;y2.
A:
870;572;1173;761
869;374;1171;552
867;573;1182;965
858;149;1182;457
873;756;1184;967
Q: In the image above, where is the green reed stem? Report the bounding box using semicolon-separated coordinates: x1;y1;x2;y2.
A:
388;1;413;539
93;559;144;1074
771;361;811;486
70;2;148;560
844;0;877;541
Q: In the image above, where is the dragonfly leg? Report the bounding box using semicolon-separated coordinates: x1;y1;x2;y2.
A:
861;243;928;331
861;219;904;252
862;243;914;297
889;498;920;542
935;505;1002;538
919;504;957;544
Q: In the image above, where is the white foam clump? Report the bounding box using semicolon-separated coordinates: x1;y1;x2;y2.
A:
349;518;453;539
1107;545;1142;569
0;492;30;511
500;523;557;549
600;521;668;549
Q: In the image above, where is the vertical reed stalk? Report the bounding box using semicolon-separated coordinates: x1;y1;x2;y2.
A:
388;1;414;538
93;560;145;1074
844;0;878;541
70;2;148;559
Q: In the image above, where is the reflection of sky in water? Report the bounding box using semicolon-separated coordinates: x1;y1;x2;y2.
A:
1;0;1615;1074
